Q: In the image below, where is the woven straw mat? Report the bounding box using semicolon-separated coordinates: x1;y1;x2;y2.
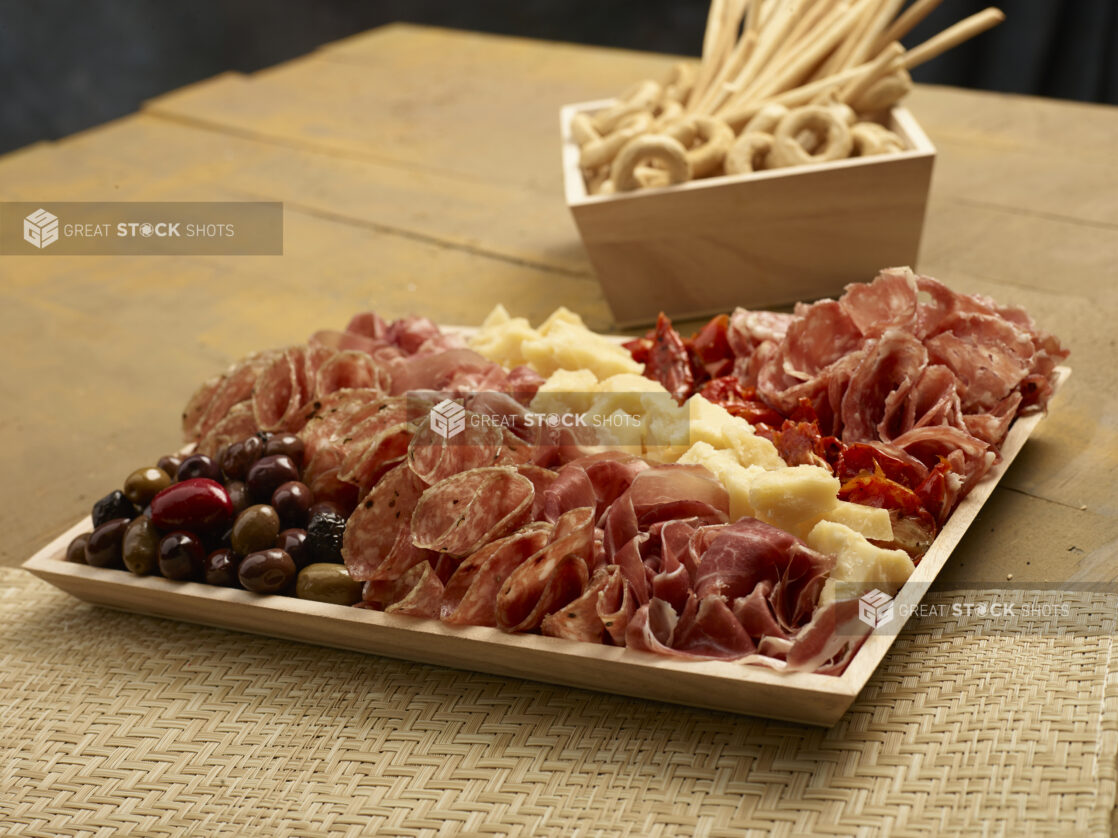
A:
2;568;1116;837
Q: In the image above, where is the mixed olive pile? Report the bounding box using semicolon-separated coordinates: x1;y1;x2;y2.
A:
66;433;362;606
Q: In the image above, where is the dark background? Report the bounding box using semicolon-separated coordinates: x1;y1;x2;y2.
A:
1;0;1116;155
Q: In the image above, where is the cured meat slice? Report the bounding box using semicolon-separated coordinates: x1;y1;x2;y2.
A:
540;567;612;642
892;425;995;488
732;580;785;640
514;464;560;519
342;463;429;581
694;519;833;634
495;507;594;632
628;464;730;528
298;388;384;461
650;522;693;613
441;524;552;626
251;352;297;432
407;413;506;485
647;313;694;401
196;402;257;458
193;352;274;440
672;594;756;658
505;365;546;403
782;301;863;381
839;330;927;443
251;348;313;433
782;598;870;674
384;563;444;618
727;309;794;356
386;316;442;354
182;374;222;441
337;398;414;488
840;268;919;337
925;313;1034;413
314;350;390;398
411;467;534;557
963;391;1022;446
345;311;388;340
625;597;684;656
597;566;637;644
391;348;508;395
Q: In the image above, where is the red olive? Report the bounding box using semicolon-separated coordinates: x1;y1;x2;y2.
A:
150;478;233;532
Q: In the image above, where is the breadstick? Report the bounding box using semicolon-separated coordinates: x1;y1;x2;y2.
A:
872;0;943;53
900;7;1006;70
749;0;865;100
842;0;906;71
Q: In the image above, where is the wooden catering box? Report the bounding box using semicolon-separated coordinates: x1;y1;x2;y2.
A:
561;99;936;327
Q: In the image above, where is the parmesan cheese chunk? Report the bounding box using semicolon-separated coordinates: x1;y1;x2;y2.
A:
747;465;843;540
809;520;915;605
471;305;642;380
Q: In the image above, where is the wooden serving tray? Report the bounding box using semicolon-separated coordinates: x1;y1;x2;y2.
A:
22;365;1068;726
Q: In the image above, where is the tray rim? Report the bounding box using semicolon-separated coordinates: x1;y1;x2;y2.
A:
20;345;1069;725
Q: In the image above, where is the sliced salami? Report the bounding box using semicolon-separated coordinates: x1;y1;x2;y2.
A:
195;401;258;458
181;374;222;441
495;506;594;632
407;413;506;485
342;463;429;581
441;523;552;626
411;466;534;557
384;563;444;618
540;567;613;642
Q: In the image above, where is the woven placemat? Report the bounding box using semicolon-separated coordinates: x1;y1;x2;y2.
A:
1;568;1115;837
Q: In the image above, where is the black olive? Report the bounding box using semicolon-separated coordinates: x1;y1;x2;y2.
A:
306;510;347;564
92;490;138;528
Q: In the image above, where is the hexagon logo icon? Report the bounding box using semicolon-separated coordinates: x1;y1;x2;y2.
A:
858;589;894;628
429;398;466;440
24;208;59;249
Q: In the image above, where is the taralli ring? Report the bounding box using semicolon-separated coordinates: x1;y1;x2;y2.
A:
742;103;789;136
724;132;774;175
593;79;662;133
851;122;905;156
664;116;735;178
663;62;696;103
610;134;692;192
570;112;600;146
579;112;652;169
769;105;853;168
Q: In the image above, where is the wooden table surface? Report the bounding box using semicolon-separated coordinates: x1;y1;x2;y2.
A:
3;23;1117;598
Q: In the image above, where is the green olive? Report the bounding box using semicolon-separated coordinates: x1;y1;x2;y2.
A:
123;466;172;506
231;504;280;556
122;516;160;576
296;563;362;605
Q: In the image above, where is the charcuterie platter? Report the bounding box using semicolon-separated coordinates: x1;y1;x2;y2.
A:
23;269;1068;725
